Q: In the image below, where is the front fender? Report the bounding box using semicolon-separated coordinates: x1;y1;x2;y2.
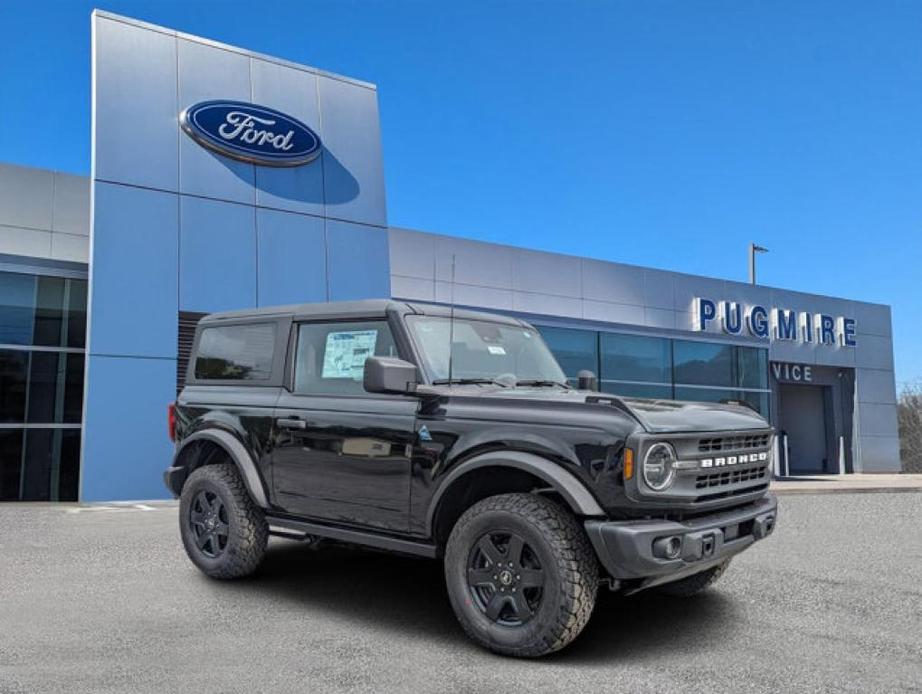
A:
425;450;605;536
165;428;269;508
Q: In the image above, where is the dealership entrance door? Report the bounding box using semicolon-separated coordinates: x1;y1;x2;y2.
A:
779;384;830;475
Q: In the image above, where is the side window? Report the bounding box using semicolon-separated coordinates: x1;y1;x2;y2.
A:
194;323;276;381
294;321;398;395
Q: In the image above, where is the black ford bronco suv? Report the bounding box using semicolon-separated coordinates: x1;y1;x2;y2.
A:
165;300;777;657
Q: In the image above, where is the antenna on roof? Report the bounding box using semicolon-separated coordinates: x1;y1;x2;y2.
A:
447;254;456;386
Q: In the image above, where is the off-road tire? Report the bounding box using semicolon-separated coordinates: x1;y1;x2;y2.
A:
444;493;599;657
179;463;268;579
657;559;730;597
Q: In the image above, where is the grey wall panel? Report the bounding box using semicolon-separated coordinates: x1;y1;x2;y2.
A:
251;59;324;217
389;229;435;279
318;76;386;227
768;339;818;365
94;16;178;190
0;164;53;230
583;299;645;325
513;291;582;317
0;226;52;257
391;275;436;302
643;269;675;310
858;403;899;438
853;302;891;337
434;281;514;311
672;274;726;314
177;38;255;204
436;236;514;288
644;307;677;330
769;289;856;325
582;258;645;306
52;173;90;236
513;248;582;297
858;435;901;472
856;368;898;405
855;334;895;370
50;233;89;263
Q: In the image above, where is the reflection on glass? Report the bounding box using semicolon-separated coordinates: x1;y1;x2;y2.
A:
601;381;673;400
538;326;598;379
601;333;671;383
674;341;735;386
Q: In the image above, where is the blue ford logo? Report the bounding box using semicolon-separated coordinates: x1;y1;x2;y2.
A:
179;100;321;167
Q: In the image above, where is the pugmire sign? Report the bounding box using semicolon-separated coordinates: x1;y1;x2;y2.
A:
694;298;857;347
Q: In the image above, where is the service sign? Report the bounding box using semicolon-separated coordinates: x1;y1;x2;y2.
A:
180;100;321;167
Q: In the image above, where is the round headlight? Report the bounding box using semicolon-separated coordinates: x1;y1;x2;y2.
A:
643;442;677;491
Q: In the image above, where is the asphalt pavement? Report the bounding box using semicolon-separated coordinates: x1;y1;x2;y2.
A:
1;492;920;694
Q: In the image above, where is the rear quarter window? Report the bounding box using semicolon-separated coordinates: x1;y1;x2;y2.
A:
194;323;276;381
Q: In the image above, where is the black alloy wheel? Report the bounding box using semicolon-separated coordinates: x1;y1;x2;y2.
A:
189;489;229;558
467;531;545;626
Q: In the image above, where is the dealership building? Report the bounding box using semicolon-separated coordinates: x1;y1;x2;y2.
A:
0;11;901;502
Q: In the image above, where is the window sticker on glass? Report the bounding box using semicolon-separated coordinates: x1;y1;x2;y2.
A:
487;345;507;356
322;330;378;380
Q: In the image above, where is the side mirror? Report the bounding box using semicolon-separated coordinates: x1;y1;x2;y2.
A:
577;370;598;391
364;357;419;395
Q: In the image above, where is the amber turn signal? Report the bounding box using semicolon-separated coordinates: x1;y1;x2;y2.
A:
624;448;634;480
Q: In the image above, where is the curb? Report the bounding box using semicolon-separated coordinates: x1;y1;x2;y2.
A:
773;486;922;496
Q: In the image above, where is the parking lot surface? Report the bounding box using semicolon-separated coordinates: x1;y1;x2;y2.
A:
1;493;920;694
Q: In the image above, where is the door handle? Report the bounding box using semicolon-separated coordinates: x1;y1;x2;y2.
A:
277;418;307;430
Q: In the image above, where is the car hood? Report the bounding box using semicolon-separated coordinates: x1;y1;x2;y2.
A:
426;385;770;434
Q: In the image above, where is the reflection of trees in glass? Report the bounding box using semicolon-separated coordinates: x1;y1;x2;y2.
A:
195;357;253;380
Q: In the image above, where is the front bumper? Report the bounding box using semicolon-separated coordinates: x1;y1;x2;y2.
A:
585;494;778;585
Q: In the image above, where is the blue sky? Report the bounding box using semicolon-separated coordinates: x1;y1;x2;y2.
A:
1;0;920;386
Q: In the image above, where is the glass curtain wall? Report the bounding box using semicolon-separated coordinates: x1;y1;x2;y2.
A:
0;270;87;501
538;325;770;417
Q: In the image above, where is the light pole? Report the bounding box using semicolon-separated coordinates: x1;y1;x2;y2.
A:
749;243;768;285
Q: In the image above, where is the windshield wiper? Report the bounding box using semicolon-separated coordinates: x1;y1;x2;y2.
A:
515;379;572;389
432;377;509;387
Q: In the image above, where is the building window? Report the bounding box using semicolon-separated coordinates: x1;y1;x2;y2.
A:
0;270;87;502
537;326;599;385
537;322;771;418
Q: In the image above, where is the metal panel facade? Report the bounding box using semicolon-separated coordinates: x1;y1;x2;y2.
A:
82;11;389;500
388;227;900;472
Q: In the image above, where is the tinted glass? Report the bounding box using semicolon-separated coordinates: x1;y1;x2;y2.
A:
19;429;81;501
33;276;65;346
26;351;63;423
738;346;768;389
66;279;88;349
0;272;36;345
295;321;398;395
194;324;276;380
0;349;28;422
601;333;671;383
674;341;735;387
602;381;673;399
674;386;738;405
64;353;85;423
535;326;598;379
0;430;23;501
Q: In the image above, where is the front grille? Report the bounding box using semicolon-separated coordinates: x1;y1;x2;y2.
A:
699;433;770;453
695;464;768;489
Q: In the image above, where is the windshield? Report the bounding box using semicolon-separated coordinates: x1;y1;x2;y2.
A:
406;315;567;384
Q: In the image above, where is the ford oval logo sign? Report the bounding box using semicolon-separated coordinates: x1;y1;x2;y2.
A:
179;100;321;167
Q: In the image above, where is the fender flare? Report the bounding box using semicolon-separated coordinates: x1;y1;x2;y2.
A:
425;450;605;536
171;429;269;508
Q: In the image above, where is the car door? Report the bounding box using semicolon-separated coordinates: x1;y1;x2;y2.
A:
270;318;418;532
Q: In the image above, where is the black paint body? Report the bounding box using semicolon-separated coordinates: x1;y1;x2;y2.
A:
169;301;774;549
